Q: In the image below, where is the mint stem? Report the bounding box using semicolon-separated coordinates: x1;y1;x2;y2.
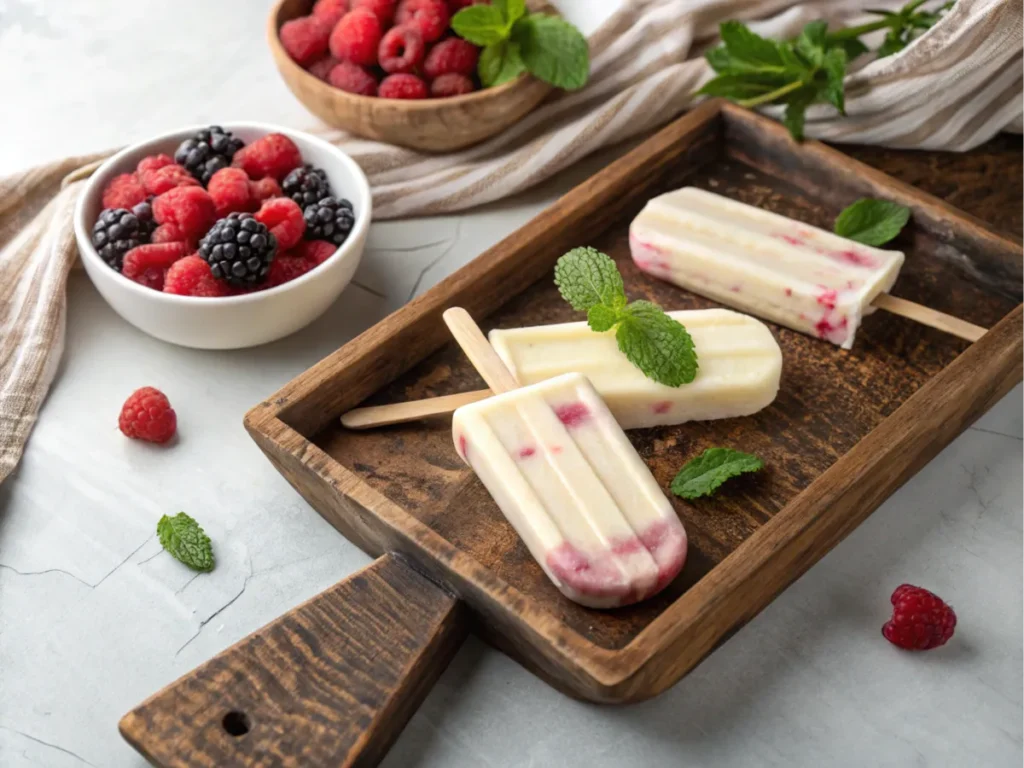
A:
736;80;804;108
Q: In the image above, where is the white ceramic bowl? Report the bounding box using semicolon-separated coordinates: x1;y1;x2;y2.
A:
73;122;371;349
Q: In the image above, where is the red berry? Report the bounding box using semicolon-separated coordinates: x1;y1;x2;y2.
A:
153;186;216;242
294;239;338;265
378;25;425;74
141;164;200;196
151;223;185;244
882;584;957;651
328;62;378;95
136;154;175;175
395;0;448;42
379;73;428;99
423;37;479;79
312;0;350;26
232;133;303;181
351;0;396;24
249;177;283;203
280;16;332;66
255;197;306;251
329;8;383;66
430;72;475;97
102;173;148;210
118;387;177;444
164;255;230;297
208;167;255;217
267;254;317;287
308;55;340;81
122;242;189;290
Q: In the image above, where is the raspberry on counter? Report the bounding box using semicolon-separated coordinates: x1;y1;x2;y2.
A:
882;584;957;651
118;387;177;444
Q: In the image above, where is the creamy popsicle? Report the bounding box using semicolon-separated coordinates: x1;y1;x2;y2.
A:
453;372;687;608
490;308;781;429
629;187;905;349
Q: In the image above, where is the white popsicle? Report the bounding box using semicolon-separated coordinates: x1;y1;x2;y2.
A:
629;186;905;349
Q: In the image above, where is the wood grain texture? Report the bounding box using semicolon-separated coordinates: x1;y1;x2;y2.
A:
341;389;490;429
120;554;466;768
267;0;552;152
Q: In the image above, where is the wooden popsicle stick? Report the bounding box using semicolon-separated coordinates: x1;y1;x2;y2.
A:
442;308;520;394
872;294;987;342
341;389;491;429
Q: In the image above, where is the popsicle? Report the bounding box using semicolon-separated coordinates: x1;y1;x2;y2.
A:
341;308;782;430
629;187;987;348
444;307;687;609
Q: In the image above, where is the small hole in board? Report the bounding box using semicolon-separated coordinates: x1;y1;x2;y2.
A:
222;711;251;737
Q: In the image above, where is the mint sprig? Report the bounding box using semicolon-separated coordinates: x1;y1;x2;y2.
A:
554;248;697;387
670;448;764;499
834;198;911;246
157;512;215;572
452;3;589;90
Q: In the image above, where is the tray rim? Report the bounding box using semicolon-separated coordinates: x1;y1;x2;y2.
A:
244;100;1023;701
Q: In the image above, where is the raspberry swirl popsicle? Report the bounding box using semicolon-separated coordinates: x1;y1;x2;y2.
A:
630;187;905;349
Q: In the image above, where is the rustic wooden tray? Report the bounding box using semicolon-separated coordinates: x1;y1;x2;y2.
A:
121;101;1023;767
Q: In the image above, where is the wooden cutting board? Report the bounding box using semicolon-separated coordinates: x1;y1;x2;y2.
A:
120;101;1023;767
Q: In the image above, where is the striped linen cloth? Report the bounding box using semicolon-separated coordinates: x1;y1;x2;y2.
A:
0;0;1020;484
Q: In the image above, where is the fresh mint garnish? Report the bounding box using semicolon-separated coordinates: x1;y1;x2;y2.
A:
453;3;589;90
157;512;214;572
670;448;764;499
554;247;697;387
834;198;911;246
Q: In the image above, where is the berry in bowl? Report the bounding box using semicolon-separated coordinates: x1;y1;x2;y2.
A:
73;123;371;349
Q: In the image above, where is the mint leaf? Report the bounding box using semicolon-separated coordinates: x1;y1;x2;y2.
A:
834;198;911;246
876;28;907;57
494;0;526;25
833;37;869;61
157;512;214;572
452;4;509;46
512;15;589;90
554;247;625;312
587;304;619;333
479;40;525;86
615;300;698;387
697;73;793;100
822;47;847;112
718;21;787;70
670;448;763;499
782;85;816;140
795;21;827;66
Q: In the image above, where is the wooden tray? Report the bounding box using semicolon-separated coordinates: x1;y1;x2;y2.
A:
121;101;1023;767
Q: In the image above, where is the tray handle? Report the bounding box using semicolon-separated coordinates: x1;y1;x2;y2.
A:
120;553;467;767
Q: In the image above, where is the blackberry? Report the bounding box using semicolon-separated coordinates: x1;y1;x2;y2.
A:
132;200;156;237
198;213;277;286
174;126;245;185
282;164;332;208
303;197;355;246
92;208;151;271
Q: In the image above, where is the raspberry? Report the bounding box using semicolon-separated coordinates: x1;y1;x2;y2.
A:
249;177;283;203
255;197;305;251
882;584;957;651
329;8;383;66
164;255;230;297
351;0;396;24
118;387;177;444
328;61;378;95
280;15;332;66
308;55;340;81
208;168;255;217
430;73;475;97
267;254;317;287
142;164;200;196
232;133;303;181
378;72;428;99
137;154;175;175
378;26;425;74
395;0;448;42
153;186;216;242
122;242;189;290
151;223;185;244
293;239;337;265
102;173;148;210
313;0;350;26
423;37;479;79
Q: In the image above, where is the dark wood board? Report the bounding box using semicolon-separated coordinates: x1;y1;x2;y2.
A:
121;102;1023;767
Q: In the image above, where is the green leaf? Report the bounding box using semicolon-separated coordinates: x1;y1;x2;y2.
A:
452;4;509;46
697;72;793;100
157;512;214;572
876;28;908;57
704;45;735;73
782;86;817;140
795;20;827;67
587;304;620;333
478;40;526;86
822;47;847;113
718;20;787;70
554;247;626;312
834;198;911;246
670;448;764;499
615;300;698;387
512;15;590;90
864;7;899;16
494;0;526;25
832;37;869;61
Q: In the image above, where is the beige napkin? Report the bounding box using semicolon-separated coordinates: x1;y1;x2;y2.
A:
1;0;1020;484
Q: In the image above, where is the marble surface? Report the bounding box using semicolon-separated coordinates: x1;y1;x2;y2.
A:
1;1;1021;766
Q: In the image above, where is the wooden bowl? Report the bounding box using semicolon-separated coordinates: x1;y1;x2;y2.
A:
268;0;554;152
